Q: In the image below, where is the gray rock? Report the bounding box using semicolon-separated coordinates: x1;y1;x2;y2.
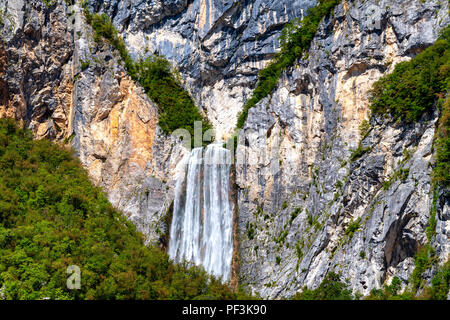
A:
234;0;449;298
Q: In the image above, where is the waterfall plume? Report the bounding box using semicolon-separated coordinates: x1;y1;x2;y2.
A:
168;144;233;282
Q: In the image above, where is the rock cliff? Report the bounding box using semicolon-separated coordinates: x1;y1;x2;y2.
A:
0;0;187;245
85;0;317;140
0;0;448;298
235;0;449;297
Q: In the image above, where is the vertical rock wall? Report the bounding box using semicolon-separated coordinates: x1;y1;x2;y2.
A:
0;0;188;244
0;0;448;298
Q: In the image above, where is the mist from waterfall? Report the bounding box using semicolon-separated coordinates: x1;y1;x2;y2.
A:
168;144;234;282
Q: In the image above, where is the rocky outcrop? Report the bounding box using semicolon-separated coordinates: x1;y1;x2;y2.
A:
0;0;73;139
71;10;188;243
235;0;449;298
85;0;317;140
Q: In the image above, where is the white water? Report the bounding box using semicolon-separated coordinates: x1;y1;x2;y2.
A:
168;144;233;281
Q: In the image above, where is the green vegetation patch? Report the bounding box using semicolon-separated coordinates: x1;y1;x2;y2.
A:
382;168;410;190
246;221;256;240
369;26;450;187
366;248;449;300
349;143;371;162
369;27;450;123
433;96;450;187
409;244;437;292
292;272;353;300
344;217;361;239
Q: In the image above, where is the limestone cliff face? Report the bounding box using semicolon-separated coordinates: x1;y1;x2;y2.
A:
235;0;449;297
86;0;317;140
0;0;449;299
0;0;73;139
71;12;188;243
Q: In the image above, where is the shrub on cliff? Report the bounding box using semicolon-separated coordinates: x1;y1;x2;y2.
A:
369;26;450;187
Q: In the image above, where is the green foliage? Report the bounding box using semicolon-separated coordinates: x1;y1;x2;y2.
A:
365;276;415;300
433;97;450;187
290;207;302;224
256;206;263;217
410;244;436;292
425;260;450;300
382;168;410;190
133;56;211;139
370;26;450;187
275;256;281;265
306;212;322;232
370;26;449;122
43;0;57;8
349;143;371;162
386;277;402;296
359;119;371;138
84;11;211;140
274;230;288;244
426;189;438;241
292;272;353;300
306;213;316;226
295;241;303;260
0;119;243;300
236;0;341;129
366;259;449;300
294;257;449;300
80;60;90;71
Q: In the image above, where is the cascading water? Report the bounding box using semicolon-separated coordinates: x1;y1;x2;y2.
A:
168;144;233;281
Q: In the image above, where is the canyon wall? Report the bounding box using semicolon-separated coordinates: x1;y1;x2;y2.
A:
86;0;317;140
235;0;449;297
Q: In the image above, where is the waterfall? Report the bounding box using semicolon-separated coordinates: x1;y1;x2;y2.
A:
168;144;233;282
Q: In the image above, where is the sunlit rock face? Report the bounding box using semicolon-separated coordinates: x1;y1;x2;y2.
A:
86;0;317;140
234;0;449;298
1;0;449;298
